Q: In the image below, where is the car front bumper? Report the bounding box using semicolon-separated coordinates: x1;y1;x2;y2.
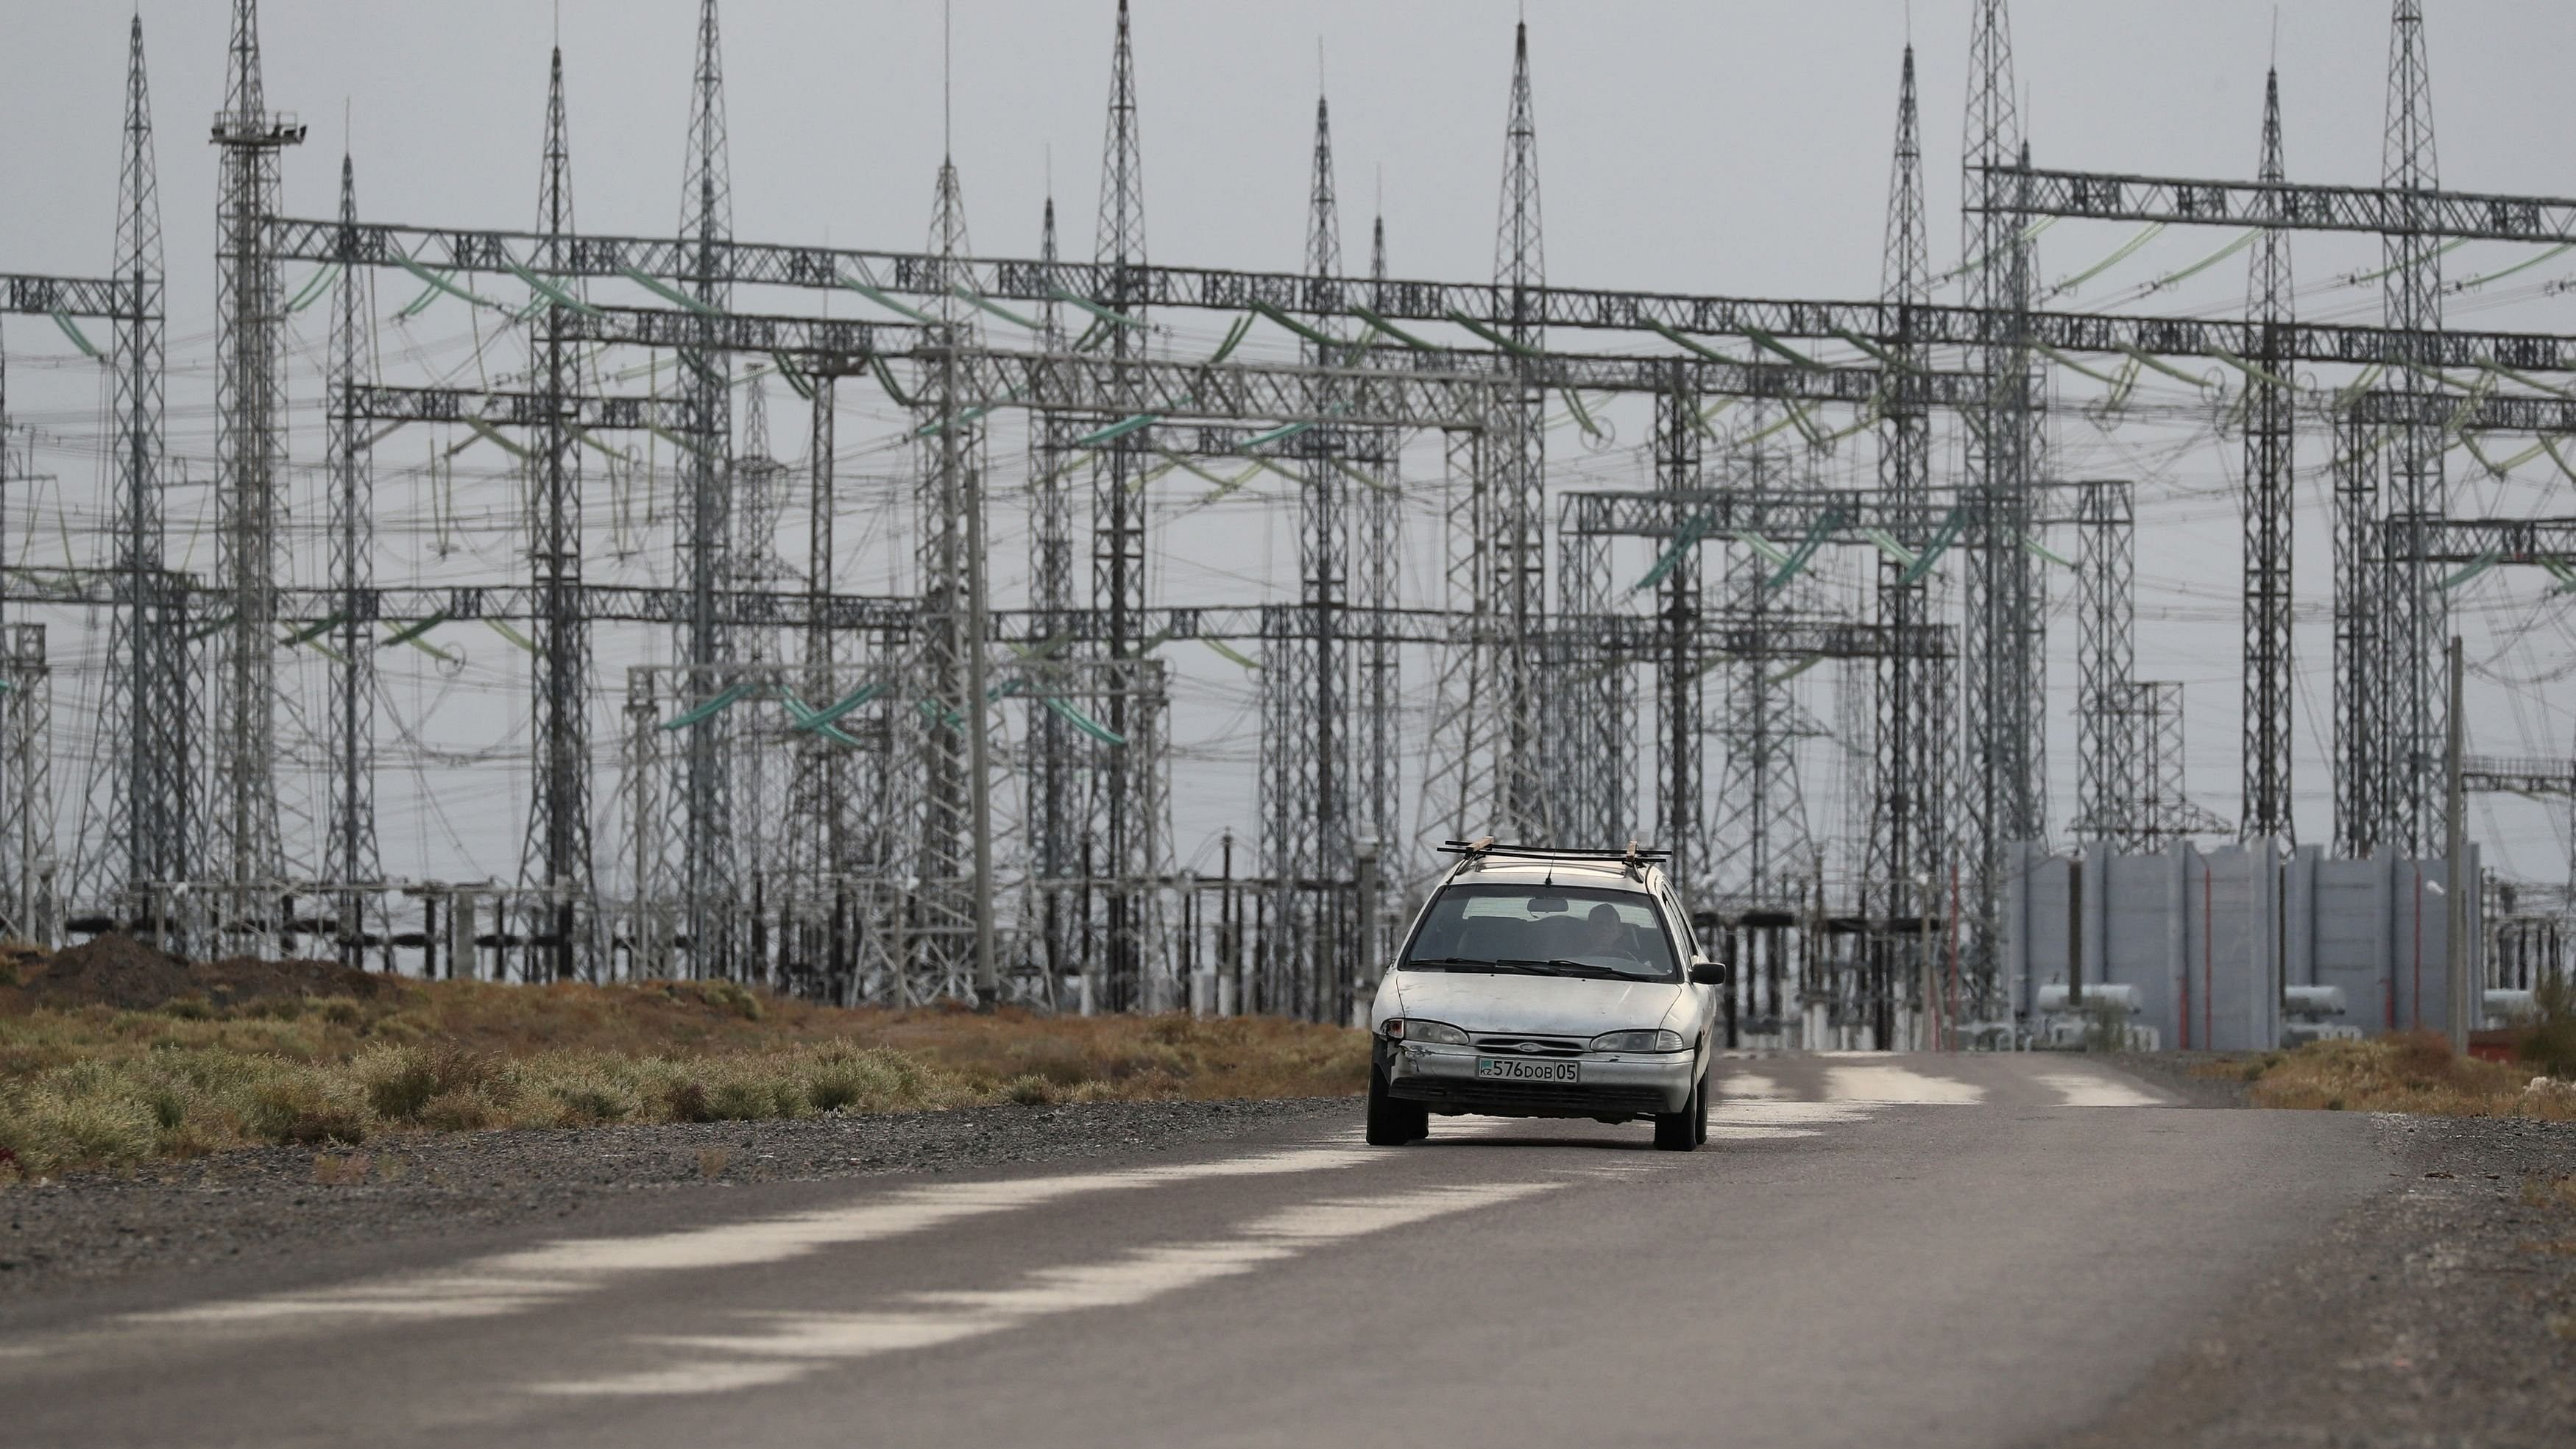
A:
1379;1039;1696;1119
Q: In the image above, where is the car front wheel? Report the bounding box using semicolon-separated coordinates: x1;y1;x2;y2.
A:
1693;1057;1712;1145
1366;1063;1429;1146
1652;1071;1701;1152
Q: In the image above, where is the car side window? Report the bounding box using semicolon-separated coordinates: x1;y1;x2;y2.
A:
1660;890;1696;960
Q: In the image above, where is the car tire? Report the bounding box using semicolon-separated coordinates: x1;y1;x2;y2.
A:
1652;1083;1699;1152
1366;1064;1423;1147
1692;1057;1711;1146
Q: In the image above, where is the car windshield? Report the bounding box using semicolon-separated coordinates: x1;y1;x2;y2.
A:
1401;883;1680;982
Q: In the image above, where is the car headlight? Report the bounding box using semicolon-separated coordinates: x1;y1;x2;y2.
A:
1386;1018;1471;1046
1590;1028;1687;1053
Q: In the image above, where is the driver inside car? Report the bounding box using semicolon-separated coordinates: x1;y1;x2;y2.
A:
1566;901;1630;963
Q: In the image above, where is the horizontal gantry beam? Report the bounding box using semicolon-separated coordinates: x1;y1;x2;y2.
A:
2346;389;2576;433
0;573;1947;662
1976;164;2576;244
0;272;146;321
923;347;1498;429
272;217;2576;374
1567;477;2130;540
493;300;1956;408
344;383;711;434
553;305;918;362
2379;514;2576;567
2460;757;2576;798
355;352;1493;433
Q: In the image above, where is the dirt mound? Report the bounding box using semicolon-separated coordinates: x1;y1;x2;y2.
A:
18;935;384;1012
19;935;194;1010
194;954;386;1007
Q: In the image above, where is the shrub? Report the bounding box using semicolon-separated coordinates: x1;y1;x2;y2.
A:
0;1060;161;1174
2248;1032;2550;1118
662;1077;713;1124
526;1061;645;1125
705;1076;795;1122
248;1071;369;1147
2;977;1366;1172
418;1088;494;1133
353;1044;440;1122
2519;972;2576;1079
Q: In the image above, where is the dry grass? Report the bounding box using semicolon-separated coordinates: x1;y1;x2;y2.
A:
0;976;1367;1179
2213;1031;2576;1119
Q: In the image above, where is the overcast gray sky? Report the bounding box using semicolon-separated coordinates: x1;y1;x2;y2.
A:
1;2;2569;894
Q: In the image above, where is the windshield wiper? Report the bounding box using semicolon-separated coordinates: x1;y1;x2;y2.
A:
1490;958;1590;977
1518;957;1635;978
1402;957;1563;976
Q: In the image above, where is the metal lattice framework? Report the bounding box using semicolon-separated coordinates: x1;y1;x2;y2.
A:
10;0;2575;1041
1866;43;1948;996
325;151;381;965
77;18;191;929
208;0;302;947
2241;67;2297;846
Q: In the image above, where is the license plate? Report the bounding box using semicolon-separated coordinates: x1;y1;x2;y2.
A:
1476;1057;1579;1083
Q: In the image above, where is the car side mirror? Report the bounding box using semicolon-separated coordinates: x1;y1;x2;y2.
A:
1689;960;1727;987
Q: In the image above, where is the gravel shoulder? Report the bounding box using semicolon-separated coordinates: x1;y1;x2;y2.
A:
0;1097;1356;1305
2059;1112;2576;1449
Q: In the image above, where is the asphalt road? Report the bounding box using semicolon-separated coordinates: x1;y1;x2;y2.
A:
0;1055;2388;1449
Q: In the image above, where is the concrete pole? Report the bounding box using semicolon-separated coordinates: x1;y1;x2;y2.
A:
1918;874;1937;1052
2445;636;2469;1054
961;358;999;1007
1354;837;1380;1029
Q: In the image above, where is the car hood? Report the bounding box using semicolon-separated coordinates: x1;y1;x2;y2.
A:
1387;970;1685;1038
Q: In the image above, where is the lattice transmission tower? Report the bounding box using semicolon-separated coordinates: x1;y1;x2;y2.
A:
209;0;304;947
2240;66;2296;845
1087;0;1170;1010
1957;0;2046;1008
81;15;191;934
1866;43;1950;955
517;45;595;978
674;0;737;974
2378;0;2446;855
325;149;381;966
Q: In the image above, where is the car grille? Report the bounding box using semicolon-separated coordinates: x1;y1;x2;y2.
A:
1469;1032;1588;1057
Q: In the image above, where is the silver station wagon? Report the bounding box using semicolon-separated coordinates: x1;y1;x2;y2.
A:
1366;842;1726;1151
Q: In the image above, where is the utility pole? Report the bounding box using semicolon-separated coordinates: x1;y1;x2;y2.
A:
2445;635;2468;1054
962;337;998;1003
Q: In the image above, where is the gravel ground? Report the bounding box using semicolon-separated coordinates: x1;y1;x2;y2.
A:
0;1097;1356;1302
2059;1112;2576;1449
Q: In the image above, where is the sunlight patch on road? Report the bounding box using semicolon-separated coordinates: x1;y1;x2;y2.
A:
2033;1071;2165;1108
1704;1098;1877;1141
1822;1064;1988;1105
122;1146;1376;1332
1719;1071;1791;1099
530;1182;1560;1398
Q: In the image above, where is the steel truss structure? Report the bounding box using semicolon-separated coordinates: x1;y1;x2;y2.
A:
5;1;2572;1042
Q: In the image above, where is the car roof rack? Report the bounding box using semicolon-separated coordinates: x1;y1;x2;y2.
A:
1436;839;1672;881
